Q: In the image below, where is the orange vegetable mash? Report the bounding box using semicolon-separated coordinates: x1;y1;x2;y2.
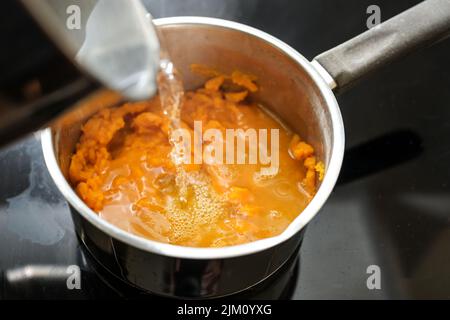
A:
69;70;324;247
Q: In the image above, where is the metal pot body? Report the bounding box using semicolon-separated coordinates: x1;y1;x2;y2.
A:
71;205;304;298
42;17;344;298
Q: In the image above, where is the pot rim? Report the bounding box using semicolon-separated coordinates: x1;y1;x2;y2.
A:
41;16;345;259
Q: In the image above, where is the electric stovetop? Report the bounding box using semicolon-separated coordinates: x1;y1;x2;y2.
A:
1;0;450;299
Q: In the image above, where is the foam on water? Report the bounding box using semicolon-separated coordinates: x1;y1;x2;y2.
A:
165;170;228;244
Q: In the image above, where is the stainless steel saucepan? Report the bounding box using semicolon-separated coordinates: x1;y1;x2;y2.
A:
41;0;450;298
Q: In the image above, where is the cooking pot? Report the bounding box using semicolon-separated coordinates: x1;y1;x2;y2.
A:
41;0;450;298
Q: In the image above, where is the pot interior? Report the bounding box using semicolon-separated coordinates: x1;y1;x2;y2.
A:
51;20;334;184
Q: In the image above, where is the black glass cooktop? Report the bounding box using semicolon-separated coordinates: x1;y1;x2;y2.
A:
1;0;450;299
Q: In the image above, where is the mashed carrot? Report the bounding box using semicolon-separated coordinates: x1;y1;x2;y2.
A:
69;69;324;247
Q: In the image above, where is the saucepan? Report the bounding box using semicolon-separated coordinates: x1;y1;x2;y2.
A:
41;0;450;298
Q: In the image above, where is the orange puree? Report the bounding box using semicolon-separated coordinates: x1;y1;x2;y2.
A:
69;71;324;247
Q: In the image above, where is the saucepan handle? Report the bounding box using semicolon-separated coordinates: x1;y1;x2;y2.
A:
312;0;450;93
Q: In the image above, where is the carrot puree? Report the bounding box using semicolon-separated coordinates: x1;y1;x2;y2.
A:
69;69;324;247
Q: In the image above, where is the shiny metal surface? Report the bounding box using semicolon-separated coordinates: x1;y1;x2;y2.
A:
41;17;344;296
